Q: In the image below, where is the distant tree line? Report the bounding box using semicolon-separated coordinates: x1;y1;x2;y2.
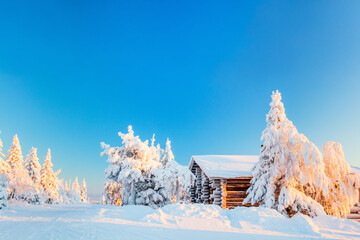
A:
0;133;88;208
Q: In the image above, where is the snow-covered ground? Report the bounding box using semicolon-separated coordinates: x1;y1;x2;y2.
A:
0;204;359;240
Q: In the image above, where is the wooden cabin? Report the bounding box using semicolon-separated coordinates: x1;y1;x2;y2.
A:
347;167;360;222
189;155;259;209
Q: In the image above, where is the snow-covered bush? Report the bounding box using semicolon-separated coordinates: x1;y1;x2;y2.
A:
40;149;60;204
101;126;194;208
0;174;8;209
6;135;42;204
244;91;359;218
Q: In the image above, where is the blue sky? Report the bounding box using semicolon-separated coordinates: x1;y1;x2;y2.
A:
1;1;360;195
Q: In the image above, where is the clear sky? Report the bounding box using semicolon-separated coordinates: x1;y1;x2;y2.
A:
1;1;360;196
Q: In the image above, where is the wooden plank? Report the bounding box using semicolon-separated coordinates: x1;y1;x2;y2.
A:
347;214;360;219
226;179;251;182
227;177;252;180
225;184;251;188
225;198;246;202
225;187;249;192
223;192;247;198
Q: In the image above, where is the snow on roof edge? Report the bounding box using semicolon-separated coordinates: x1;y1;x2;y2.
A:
189;155;259;179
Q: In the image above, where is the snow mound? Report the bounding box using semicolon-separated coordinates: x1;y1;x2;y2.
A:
143;204;324;237
143;204;232;231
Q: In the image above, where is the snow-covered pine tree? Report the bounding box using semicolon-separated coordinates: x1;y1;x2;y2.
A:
70;177;81;203
244;91;329;217
24;147;41;185
0;174;8;209
155;138;194;203
161;138;174;166
40;149;60;204
321;141;359;217
0;131;10;175
101;126;171;208
6;135;23;173
80;178;88;203
6;135;42;204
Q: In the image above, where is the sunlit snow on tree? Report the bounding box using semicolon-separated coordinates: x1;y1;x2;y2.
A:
244;91;360;218
101;126;194;208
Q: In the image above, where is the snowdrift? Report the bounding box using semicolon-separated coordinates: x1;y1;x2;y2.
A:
0;203;359;239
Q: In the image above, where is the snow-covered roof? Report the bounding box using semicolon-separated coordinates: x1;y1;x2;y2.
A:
189;155;259;179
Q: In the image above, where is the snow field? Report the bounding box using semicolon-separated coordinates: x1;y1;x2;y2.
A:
0;203;359;240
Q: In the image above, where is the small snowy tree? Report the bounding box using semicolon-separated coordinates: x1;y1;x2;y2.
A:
40;149;61;204
0;132;10;175
244;91;329;217
154;139;194;203
321;141;359;217
57;179;70;204
0;174;8;209
80;178;88;203
70;177;81;203
24;147;41;185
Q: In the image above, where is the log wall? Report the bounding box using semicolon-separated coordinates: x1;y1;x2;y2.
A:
220;177;258;209
190;162;257;209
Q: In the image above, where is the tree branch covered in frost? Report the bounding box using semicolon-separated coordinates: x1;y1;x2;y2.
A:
244;90;359;218
101;126;194;208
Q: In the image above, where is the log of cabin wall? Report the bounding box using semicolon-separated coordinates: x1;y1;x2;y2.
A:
189;164;197;203
210;179;221;206
220;177;257;209
201;172;210;204
195;167;202;203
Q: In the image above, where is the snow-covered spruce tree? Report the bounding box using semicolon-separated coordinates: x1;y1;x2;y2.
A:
154;138;195;203
70;177;81;203
40;149;61;204
5;135;42;204
6;135;23;173
0;174;8;209
320;141;359;217
24;147;42;185
0;132;10;175
80;178;88;203
244;91;329;217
